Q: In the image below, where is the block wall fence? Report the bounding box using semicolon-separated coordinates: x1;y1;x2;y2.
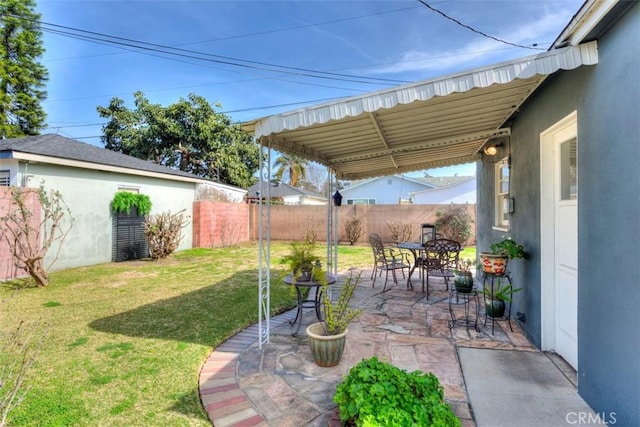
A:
246;203;476;245
0;197;475;281
0;187;41;281
192;201;250;248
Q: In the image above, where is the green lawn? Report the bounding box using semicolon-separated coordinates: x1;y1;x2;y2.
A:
0;242;373;426
0;242;476;426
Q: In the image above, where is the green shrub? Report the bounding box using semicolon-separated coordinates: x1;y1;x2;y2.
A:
435;206;473;245
334;356;460;427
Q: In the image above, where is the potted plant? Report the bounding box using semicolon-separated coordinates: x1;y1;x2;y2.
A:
479;237;527;275
111;191;152;216
306;270;362;367
482;279;521;318
280;240;320;281
453;259;475;293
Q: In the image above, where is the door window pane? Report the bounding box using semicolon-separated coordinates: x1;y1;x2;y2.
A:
560;138;577;200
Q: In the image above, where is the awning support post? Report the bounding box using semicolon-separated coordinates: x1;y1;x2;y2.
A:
258;144;271;349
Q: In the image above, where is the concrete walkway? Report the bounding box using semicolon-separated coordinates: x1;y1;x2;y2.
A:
459;347;596;427
198;269;593;426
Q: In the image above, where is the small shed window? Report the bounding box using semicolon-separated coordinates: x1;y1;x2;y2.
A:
117;186;139;194
0;170;9;186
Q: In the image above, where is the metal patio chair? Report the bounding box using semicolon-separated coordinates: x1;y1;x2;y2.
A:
368;233;410;292
421;238;461;297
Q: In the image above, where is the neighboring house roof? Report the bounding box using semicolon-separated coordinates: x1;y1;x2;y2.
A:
341;175;474;191
341;175;435;192
247;181;325;200
418;175;475;188
0;134;204;183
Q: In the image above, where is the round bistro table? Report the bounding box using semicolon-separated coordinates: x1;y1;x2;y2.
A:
283;274;336;336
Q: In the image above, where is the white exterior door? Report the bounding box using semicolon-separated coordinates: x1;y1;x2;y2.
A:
541;112;578;369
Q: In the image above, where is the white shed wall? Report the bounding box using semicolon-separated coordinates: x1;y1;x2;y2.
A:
10;162;196;271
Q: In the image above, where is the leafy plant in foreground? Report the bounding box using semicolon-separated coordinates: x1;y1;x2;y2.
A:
334;356;460;427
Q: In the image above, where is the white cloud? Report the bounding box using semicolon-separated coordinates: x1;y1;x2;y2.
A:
366;7;578;76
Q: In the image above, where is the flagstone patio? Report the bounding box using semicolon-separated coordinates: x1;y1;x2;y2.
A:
200;269;542;426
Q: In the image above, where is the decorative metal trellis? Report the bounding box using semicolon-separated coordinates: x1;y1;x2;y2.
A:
257;143;339;349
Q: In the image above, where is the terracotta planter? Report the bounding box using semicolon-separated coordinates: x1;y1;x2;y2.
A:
306;322;347;367
479;253;509;275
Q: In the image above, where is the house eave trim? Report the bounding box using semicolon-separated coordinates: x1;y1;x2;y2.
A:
12;152;204;184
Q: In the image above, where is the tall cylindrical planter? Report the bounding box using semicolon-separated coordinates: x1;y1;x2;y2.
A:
454;271;474;293
485;299;506;318
306;322;347;367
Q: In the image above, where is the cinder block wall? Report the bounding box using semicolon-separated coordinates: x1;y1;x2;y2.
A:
248;204;476;245
193;201;250;247
0;187;41;281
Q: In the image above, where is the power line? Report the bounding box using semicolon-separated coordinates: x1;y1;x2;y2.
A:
44;4;423;62
34;18;411;86
415;0;545;51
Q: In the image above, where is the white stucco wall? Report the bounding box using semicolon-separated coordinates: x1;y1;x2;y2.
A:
197;181;246;202
282;195;326;205
341;176;429;205
4;160;196;271
412;178;476;204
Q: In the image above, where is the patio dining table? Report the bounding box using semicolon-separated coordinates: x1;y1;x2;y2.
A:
395;242;424;289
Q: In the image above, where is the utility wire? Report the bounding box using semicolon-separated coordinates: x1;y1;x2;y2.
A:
416;0;545;51
44;4;422;62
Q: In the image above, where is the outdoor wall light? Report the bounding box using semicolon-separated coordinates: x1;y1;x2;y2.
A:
483;143;503;156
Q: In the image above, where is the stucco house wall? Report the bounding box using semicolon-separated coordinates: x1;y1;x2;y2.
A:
341;175;431;204
282;194;326;205
477;3;639;424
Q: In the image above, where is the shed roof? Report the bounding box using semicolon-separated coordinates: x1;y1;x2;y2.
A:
0;134;204;183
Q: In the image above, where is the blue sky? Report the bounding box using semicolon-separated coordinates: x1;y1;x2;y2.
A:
36;0;584;177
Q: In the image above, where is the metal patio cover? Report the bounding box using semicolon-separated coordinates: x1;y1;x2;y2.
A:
243;42;597;181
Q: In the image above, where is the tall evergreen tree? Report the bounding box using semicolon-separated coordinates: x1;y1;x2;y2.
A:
0;0;48;138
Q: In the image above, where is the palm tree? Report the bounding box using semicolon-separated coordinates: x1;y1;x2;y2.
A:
273;154;308;187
